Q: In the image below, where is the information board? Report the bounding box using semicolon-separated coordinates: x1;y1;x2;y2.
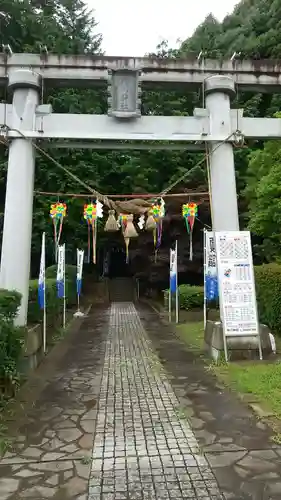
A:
215;231;259;337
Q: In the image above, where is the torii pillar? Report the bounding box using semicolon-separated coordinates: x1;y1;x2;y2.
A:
203;75;263;357
0;69;40;325
205;75;239;231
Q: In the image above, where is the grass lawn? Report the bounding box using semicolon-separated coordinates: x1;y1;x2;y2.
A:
177;321;205;352
176;320;281;425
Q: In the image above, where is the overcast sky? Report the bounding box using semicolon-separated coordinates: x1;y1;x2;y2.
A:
87;0;239;56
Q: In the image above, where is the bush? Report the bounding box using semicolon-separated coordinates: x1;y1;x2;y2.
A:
28;276;77;325
0;289;21;320
254;264;281;334
164;285;204;310
46;264;77;283
65;279;77;307
28;278;59;325
45;264;77;307
178;285;204;310
0;289;23;390
0;320;24;384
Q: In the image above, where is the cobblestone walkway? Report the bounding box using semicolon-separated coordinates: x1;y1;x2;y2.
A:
1;301;280;499
88;303;223;499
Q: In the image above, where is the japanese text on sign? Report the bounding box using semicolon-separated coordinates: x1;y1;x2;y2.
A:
215;231;259;337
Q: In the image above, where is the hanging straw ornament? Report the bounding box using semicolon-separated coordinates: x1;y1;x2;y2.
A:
119;214;138;263
145;209;157;231
83;200;103;264
124;214;138;239
182;202;198;261
50;202;67;257
104;209;119;232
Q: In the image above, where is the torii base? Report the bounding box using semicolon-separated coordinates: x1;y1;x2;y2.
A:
204;320;274;362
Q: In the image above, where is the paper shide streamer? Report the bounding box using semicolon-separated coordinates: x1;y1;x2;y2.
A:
182;202;198;261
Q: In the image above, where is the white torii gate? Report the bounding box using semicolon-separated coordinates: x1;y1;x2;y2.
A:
0;53;281;326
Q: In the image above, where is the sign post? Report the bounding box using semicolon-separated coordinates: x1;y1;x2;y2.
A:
38;232;46;353
76;249;84;314
203;229;207;329
204;230;219;329
175;241;179;324
169;243;178;323
215;231;262;362
57;244;66;329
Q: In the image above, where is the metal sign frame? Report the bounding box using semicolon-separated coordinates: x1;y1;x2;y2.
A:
215;231;262;362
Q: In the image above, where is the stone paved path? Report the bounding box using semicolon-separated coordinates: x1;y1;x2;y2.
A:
88;303;223;499
1;301;281;499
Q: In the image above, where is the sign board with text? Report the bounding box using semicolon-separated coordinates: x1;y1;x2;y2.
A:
215;231;259;337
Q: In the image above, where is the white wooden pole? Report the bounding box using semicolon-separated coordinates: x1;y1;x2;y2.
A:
175;240;179;324
203;229;207;330
63;244;66;329
169;248;172;322
42;232;47;353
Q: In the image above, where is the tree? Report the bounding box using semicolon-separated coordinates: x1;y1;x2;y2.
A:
4;0;281;282
244;133;281;261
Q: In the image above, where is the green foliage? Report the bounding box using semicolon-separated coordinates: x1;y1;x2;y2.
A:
164;285;204;310
0;320;23;383
28;273;76;325
0;290;23;388
3;0;281;277
0;290;21;320
244;121;281;260
178;285;204;310
28;279;59;325
46;264;77;282
46;265;77;307
254;263;281;334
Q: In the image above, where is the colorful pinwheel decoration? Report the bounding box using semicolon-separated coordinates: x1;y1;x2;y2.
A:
182;202;198;261
83;200;103;264
50;202;67;257
151;198;165;250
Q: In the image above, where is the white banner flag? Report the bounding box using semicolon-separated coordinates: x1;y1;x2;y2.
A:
77;249;84;296
56;244;65;299
38;232;46;310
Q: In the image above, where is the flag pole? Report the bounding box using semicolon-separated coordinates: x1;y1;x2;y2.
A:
203;228;207;330
77;248;80;313
169;248;172;322
175;240;179;324
77;291;80;313
74;249;85;318
42;232;47;353
63;244;66;329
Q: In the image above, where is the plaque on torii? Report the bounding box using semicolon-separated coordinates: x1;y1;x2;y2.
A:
107;66;141;119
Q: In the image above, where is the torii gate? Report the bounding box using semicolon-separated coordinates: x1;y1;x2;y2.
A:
0;53;281;326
